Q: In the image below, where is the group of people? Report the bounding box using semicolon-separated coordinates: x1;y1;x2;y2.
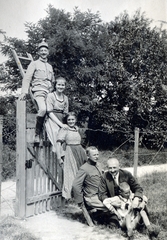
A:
72;147;160;240
19;39;87;199
19;40;160;240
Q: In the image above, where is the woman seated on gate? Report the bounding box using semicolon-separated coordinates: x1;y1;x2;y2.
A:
56;112;87;200
45;76;69;152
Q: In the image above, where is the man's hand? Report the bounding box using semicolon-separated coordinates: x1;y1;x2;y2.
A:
109;205;121;220
132;197;140;209
115;211;122;221
58;158;64;167
18;93;26;101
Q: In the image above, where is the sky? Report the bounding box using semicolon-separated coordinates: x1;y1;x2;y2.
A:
0;0;167;63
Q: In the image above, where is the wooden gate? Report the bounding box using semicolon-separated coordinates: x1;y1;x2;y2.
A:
16;100;63;218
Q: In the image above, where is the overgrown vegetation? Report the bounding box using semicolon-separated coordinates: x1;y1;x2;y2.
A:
1;7;167;149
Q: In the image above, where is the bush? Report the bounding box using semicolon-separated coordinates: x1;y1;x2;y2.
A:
2;145;16;180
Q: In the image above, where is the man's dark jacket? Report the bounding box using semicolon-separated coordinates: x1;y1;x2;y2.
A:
98;169;143;202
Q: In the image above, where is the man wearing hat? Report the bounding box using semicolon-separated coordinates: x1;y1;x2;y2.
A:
19;39;55;142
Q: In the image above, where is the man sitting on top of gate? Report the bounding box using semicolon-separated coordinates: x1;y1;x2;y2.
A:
19;39;55;143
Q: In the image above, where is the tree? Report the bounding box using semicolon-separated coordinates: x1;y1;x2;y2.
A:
1;7;167;148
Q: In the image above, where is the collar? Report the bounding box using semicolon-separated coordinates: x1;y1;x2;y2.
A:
119;191;134;202
39;57;48;63
87;159;97;166
113;172;119;185
110;172;119;180
68;126;78;132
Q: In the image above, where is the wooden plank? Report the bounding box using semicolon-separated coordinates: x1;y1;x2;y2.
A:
27;191;62;204
46;142;51;211
35;202;39;215
17;56;32;61
133;127;139;178
26;52;33;61
81;204;94;227
43;133;47;213
27;143;61;190
26;113;36;129
26;128;35;217
11;49;25;78
25;127;62;214
16;100;26;218
52;152;56;209
39;167;43;213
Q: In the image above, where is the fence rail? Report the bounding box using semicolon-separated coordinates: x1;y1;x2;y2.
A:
1;106;167;218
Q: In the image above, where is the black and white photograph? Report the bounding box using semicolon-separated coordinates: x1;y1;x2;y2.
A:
0;0;167;239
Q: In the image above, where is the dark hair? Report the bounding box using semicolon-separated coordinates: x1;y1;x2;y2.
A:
53;77;66;90
64;112;77;124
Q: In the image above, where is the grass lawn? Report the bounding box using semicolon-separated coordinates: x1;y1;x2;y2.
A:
0;216;40;240
57;171;167;240
139;171;167;239
1;148;166;239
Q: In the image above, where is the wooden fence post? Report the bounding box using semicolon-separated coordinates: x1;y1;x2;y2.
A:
15;100;26;218
133;127;139;178
0;116;3;216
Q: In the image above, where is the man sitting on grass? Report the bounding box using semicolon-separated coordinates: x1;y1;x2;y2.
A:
103;182;160;240
72;146;120;226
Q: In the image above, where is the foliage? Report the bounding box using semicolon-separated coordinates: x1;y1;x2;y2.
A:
0;7;167;149
2;145;16;180
0;96;16;149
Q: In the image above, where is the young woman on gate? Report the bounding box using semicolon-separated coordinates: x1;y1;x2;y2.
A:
56;112;87;200
45;77;69;152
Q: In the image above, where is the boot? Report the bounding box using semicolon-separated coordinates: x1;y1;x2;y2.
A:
147;224;160;239
127;228;134;240
34;116;45;143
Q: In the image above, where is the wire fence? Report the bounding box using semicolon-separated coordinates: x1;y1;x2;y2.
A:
0;114;167;217
2;115;16;180
0;115;16;217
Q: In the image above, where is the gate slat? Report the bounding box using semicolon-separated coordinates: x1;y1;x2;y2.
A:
25;114;63;216
26;129;35;217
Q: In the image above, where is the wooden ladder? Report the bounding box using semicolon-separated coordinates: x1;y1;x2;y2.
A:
11;48;33;78
11;48;95;225
11;48;38;110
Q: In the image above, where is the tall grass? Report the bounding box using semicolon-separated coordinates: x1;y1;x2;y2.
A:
99;147;167;169
139;171;167;239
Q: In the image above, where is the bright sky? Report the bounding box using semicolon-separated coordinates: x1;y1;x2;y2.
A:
0;0;167;63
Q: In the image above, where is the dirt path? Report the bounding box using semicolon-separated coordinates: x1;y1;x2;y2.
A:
20;211;127;240
1;164;167;240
